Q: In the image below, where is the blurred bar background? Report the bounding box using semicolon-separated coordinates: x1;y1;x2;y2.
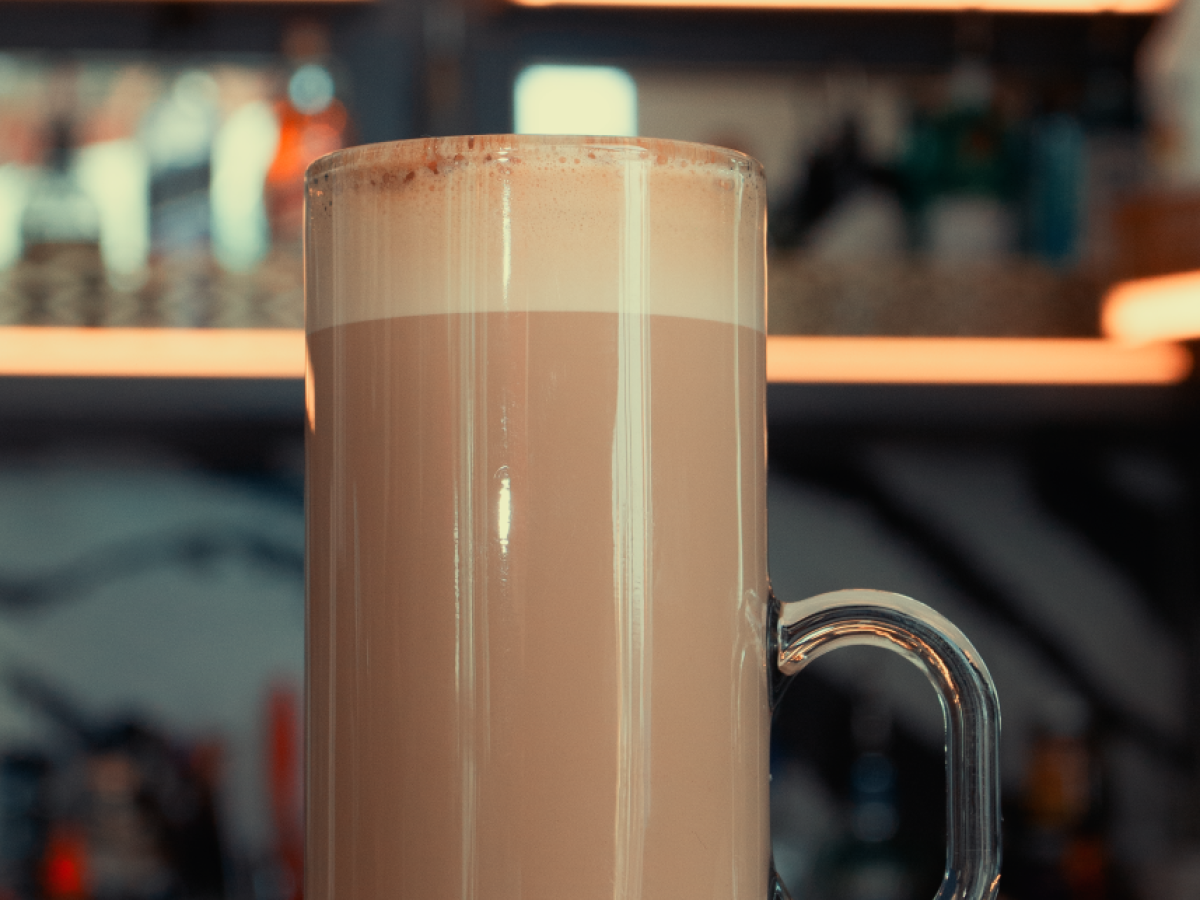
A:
3;1;1200;899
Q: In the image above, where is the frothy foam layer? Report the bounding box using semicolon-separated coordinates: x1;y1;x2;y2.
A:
305;136;767;333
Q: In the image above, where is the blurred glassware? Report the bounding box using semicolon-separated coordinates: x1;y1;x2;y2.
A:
1027;109;1085;266
19;119;103;327
139;70;220;260
812;695;916;900
41;823;88;900
0;753;52;900
0;55;40;276
1140;0;1200;186
3;671;234;900
0;54;315;329
210;70;278;274
21;120;101;258
75;65;156;287
265;685;302;900
898;59;1024;263
1003;701;1115;900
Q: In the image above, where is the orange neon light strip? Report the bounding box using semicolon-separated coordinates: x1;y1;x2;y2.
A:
1102;270;1200;346
766;336;1191;384
0;328;1189;384
508;0;1171;12
63;0;373;4
0;327;305;378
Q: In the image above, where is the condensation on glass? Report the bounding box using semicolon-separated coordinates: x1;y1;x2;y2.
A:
304;135;1000;900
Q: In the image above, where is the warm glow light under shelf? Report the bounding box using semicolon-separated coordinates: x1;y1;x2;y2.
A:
766;336;1191;384
0;327;305;378
507;0;1172;12
1103;270;1200;346
0;328;1190;386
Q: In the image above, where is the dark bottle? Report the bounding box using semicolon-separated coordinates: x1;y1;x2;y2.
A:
266;21;349;254
1006;703;1117;900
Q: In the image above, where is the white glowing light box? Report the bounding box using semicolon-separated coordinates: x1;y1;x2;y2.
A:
513;65;638;137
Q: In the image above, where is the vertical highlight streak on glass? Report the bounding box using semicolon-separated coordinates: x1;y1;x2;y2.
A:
324;290;346;900
501;179;513;305
728;171;746;900
350;486;367;864
450;171;485;900
305;343;317;433
612;159;652;900
496;468;513;554
325;501;337;900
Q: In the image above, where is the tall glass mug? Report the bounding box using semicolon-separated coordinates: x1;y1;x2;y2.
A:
305;136;1001;900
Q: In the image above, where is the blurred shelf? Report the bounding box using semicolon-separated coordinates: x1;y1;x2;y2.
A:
0;252;303;331
482;5;1157;89
768;258;1106;339
0;374;304;424
1;327;1187;383
16;0;376;3
507;0;1170;11
0;328;1193;435
0;3;373;54
0;328;306;436
1;373;1189;436
767;336;1190;385
767;336;1197;433
766;381;1193;434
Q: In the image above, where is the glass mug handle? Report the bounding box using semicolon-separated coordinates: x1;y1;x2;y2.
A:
768;589;1002;900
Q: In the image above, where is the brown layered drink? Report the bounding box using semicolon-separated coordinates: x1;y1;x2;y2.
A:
306;137;769;900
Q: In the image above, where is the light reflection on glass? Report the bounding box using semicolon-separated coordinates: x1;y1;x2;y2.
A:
496;467;512;553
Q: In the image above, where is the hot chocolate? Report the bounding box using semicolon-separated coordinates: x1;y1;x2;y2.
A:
306;138;769;900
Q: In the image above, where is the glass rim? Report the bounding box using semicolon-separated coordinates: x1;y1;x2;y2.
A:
307;134;764;184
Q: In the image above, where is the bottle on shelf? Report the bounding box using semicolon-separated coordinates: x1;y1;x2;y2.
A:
265;20;350;256
19;118;104;327
74;64;154;293
139;70;219;261
1005;699;1118;900
137;69;224;326
814;693;917;900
